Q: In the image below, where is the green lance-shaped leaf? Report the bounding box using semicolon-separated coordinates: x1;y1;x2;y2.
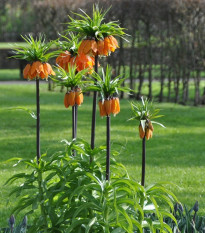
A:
8;106;37;119
85;217;97;233
67;5;127;40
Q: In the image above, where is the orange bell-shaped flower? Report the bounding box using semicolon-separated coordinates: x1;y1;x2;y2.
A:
75;54;95;72
104;99;112;116
98;100;106;117
23;64;31;79
68;91;76;106
108;36;119;52
111;97;120;116
97;40;106;56
75;88;84;106
64;93;70;108
56;51;71;72
24;61;55;80
103;36;119;56
43;63;55;76
139;125;145;139
145;128;153;140
78;39;97;56
148;121;154;132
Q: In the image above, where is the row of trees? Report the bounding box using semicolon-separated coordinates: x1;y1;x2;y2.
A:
1;0;205;105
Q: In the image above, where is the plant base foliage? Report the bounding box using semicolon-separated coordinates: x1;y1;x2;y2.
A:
5;139;179;233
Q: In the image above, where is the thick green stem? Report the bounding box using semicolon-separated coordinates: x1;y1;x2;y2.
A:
38;169;48;231
106;115;111;181
72;105;77;156
75;105;78;138
141;137;146;186
36;78;40;163
90;54;98;163
72;105;76;140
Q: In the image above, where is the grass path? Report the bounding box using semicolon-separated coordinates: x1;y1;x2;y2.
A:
0;83;205;226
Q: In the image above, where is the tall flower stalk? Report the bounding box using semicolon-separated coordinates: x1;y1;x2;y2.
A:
87;65;130;180
129;97;165;186
52;65;87;141
67;5;126;154
12;35;56;162
55;34;94;142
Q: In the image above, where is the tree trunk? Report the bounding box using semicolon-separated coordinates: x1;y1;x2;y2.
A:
129;28;136;98
146;22;152;100
117;35;125;99
136;64;146;100
174;68;180;104
194;70;201;106
167;67;172;102
159;41;164;102
182;68;190;104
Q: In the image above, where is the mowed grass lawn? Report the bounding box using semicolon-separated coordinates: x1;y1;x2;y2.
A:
0;82;205;226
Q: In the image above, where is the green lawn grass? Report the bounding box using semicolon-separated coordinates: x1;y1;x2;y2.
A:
0;69;20;81
0;83;205;226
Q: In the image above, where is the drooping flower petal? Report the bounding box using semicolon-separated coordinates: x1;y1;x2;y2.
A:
64;93;70;108
98;100;106;117
44;63;55;76
97;40;105;56
75;88;83;106
78;39;97;56
23;64;31;79
30;62;38;75
99;36;119;56
75;54;95;72
145;128;153;140
109;36;119;49
68;91;76;106
111;97;120;116
37;62;44;75
103;37;110;56
104;99;112;116
56;51;71;70
139;125;145;139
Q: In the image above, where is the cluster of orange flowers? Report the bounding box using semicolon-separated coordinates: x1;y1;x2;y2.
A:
98;97;120;117
56;35;119;73
56;51;95;72
64;88;84;108
78;36;119;56
23;61;55;80
139;121;154;140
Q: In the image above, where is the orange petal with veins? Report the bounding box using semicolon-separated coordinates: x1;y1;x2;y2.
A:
23;64;31;79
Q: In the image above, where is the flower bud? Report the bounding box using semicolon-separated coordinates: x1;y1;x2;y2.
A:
104;99;112;116
8;215;15;228
148;120;154;131
111;97;120;116
22;216;28;228
75;88;83;106
64;93;70;108
139;125;145;139
68;91;76;106
145;128;153;140
193;201;199;213
98;100;106;117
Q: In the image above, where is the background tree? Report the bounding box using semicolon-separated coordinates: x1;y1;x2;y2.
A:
1;0;205;106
